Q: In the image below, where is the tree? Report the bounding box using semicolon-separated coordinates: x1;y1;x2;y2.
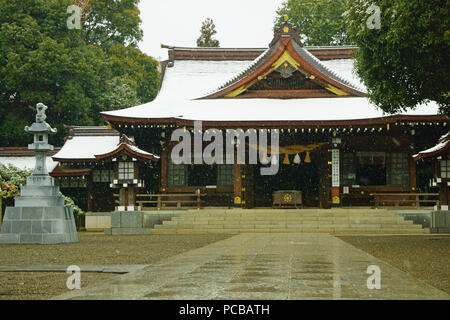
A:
275;0;352;46
0;0;108;145
74;0;143;50
345;0;449;115
96;77;141;112
0;0;160;146
197;18;220;47
107;44;160;105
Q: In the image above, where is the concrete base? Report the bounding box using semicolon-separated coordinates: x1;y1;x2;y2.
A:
104;211;147;235
392;210;432;228
431;210;450;233
0;206;78;244
103;211;183;235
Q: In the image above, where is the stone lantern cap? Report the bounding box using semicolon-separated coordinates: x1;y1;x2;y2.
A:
24;103;57;134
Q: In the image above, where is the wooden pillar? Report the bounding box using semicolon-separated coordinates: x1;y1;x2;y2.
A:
161;147;168;192
119;187;127;206
128;186;136;207
233;163;242;207
409;151;417;191
87;175;93;212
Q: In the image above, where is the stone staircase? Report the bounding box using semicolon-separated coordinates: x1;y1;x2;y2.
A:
151;209;427;235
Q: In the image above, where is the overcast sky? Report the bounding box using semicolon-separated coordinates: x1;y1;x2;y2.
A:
138;0;284;61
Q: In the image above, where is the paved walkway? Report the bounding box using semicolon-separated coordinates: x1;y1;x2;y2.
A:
53;233;449;300
0;264;149;274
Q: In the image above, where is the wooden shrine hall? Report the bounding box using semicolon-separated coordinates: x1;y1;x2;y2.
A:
51;20;449;211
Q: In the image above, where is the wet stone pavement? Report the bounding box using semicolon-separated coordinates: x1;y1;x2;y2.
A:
53;233;449;300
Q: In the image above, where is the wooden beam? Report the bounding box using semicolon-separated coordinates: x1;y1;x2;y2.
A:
240;89;334;99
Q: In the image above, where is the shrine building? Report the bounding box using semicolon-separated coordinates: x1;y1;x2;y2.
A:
50;21;448;212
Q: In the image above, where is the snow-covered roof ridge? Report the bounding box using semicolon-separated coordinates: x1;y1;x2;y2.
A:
292;41;367;94
195;35;366;100
197;48;272;98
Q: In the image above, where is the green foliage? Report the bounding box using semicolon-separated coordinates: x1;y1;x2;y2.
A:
81;0;143;50
62;192;84;217
0;0;160;147
97;77;141;112
107;44;160;105
0;163;32;198
345;0;450;114
275;0;352;46
197;18;220;47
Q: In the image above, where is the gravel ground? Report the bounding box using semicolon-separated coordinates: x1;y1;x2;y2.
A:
0;233;233;300
337;235;450;294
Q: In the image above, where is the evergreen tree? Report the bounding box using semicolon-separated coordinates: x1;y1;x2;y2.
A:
275;0;351;46
345;0;449;114
0;0;160;146
197;18;220;47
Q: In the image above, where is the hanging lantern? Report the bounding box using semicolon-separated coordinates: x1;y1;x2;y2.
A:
283;154;290;165
271;155;278;165
293;153;301;165
304;151;311;163
260;153;269;165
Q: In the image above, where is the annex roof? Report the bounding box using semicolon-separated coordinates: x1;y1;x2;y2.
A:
413;131;450;160
52;129;159;162
94;135;159;161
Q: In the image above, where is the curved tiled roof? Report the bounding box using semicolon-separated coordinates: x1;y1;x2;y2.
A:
198;22;367;99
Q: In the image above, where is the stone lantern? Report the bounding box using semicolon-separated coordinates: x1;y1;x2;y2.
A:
0;103;78;244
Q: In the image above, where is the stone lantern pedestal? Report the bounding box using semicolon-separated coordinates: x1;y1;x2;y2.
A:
0;103;78;244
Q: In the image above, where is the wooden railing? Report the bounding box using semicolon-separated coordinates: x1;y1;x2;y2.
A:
114;192;205;209
137;193;205;210
370;193;439;208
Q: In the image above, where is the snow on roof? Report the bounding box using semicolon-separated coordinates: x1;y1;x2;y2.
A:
158;60;253;101
319;59;366;92
53;135;159;161
126;144;160;158
102;59;440;122
52;136;120;160
0;156;58;172
294;44;366;93
413;131;450;160
413;140;450;159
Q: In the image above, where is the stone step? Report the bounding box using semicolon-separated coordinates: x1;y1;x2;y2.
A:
153;208;425;235
185;214;396;219
155;223;423;230
14;196;64;207
185;209;392;214
171;214;400;222
150;228;425;235
19;185;60;197
165;218;409;225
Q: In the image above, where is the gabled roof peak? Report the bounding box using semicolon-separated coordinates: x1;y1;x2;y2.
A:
270;20;303;48
197;22;367;99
